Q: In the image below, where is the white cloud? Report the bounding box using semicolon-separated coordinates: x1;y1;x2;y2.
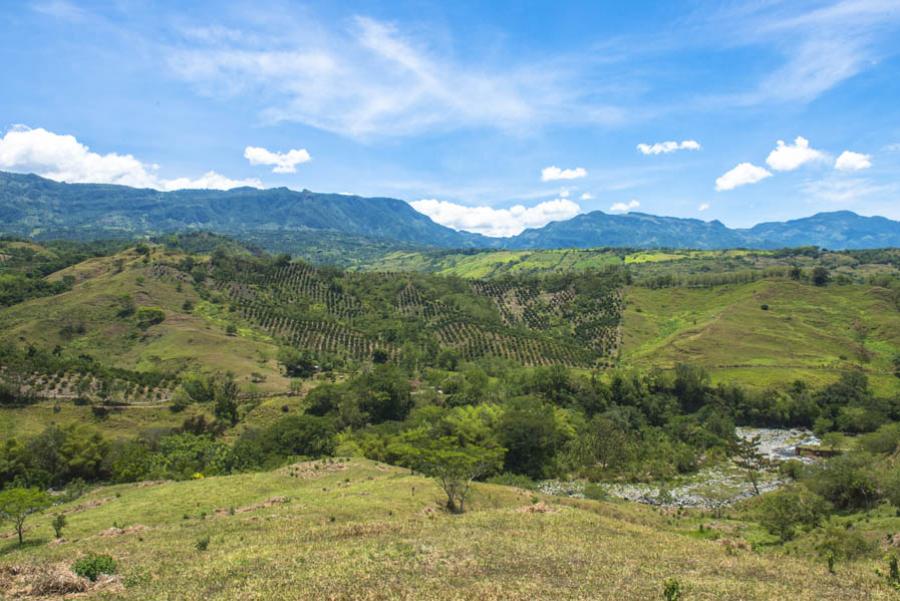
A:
409;197;581;237
244;146;311;173
580;192;593;200
715;162;772;191
636;140;701;155
712;2;900;106
609;199;640;213
765;136;826;171
169;16;626;139
834;150;872;171
0;126;261;190
541;166;587;181
157;171;262;191
802;175;895;204
698;203;710;211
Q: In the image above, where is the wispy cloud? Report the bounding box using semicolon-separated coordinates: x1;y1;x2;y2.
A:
168;16;627;139
706;0;900;105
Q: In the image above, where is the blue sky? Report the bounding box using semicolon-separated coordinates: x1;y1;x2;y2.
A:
1;0;899;235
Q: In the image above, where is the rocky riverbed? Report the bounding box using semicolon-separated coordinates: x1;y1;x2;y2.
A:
539;427;821;509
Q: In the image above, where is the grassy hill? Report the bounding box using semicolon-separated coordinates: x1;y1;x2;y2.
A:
622;279;900;395
0;246;290;392
2;458;896;600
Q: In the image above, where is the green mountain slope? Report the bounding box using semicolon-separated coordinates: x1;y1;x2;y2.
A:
0;171;485;248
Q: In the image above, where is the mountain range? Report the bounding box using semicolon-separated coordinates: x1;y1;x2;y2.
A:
1;170;898;250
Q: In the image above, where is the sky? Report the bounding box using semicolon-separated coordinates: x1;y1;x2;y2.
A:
1;0;899;236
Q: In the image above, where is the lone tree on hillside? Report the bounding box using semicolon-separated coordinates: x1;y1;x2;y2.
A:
0;487;52;544
394;436;504;514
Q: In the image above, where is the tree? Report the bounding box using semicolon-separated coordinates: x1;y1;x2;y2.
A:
757;488;830;542
52;513;67;539
213;373;240;426
734;435;770;495
0;487;52;544
395;435;504;513
811;267;830;286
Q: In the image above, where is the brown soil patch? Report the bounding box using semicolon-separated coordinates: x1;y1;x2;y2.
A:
516;501;557;514
281;460;349;479
216;496;291;516
98;524;149;537
63;497;113;515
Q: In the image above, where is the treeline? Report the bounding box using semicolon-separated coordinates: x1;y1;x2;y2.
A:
3;361;894;492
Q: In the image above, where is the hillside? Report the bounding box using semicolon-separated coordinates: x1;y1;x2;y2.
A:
622;279;900;394
2;171;900;252
2;459;896;600
0;171;484;248
1;242;897;396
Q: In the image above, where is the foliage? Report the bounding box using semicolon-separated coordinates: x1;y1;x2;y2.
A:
0;487;52;544
756;488;830;542
72;553;117;581
392;433;504;513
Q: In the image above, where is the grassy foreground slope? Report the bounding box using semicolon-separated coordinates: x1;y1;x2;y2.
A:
622;279;900;394
1;459;893;600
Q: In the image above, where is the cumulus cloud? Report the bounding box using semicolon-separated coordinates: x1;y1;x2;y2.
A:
834;150;872;171
541;166;587;181
636;140;701;155
409;197;581;237
698;203;710;211
0;126;261;190
244;145;311;173
765;136;826;171
609;199;640;213
715;162;772;191
580;192;593;200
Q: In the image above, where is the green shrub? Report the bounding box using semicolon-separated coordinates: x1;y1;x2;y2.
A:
135;306;165;329
52;514;67;538
72;554;117;581
757;488;830;542
662;577;683;600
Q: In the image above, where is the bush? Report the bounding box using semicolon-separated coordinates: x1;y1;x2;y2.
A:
803;452;880;510
72;554;117;581
135;306;165;329
757;488;830;542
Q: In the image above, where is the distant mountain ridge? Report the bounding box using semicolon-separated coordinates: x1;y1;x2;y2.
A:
0;171;486;248
508;209;900;250
1;171;898;250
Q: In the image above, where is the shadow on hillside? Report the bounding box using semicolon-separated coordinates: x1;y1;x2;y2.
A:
0;538;47;556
